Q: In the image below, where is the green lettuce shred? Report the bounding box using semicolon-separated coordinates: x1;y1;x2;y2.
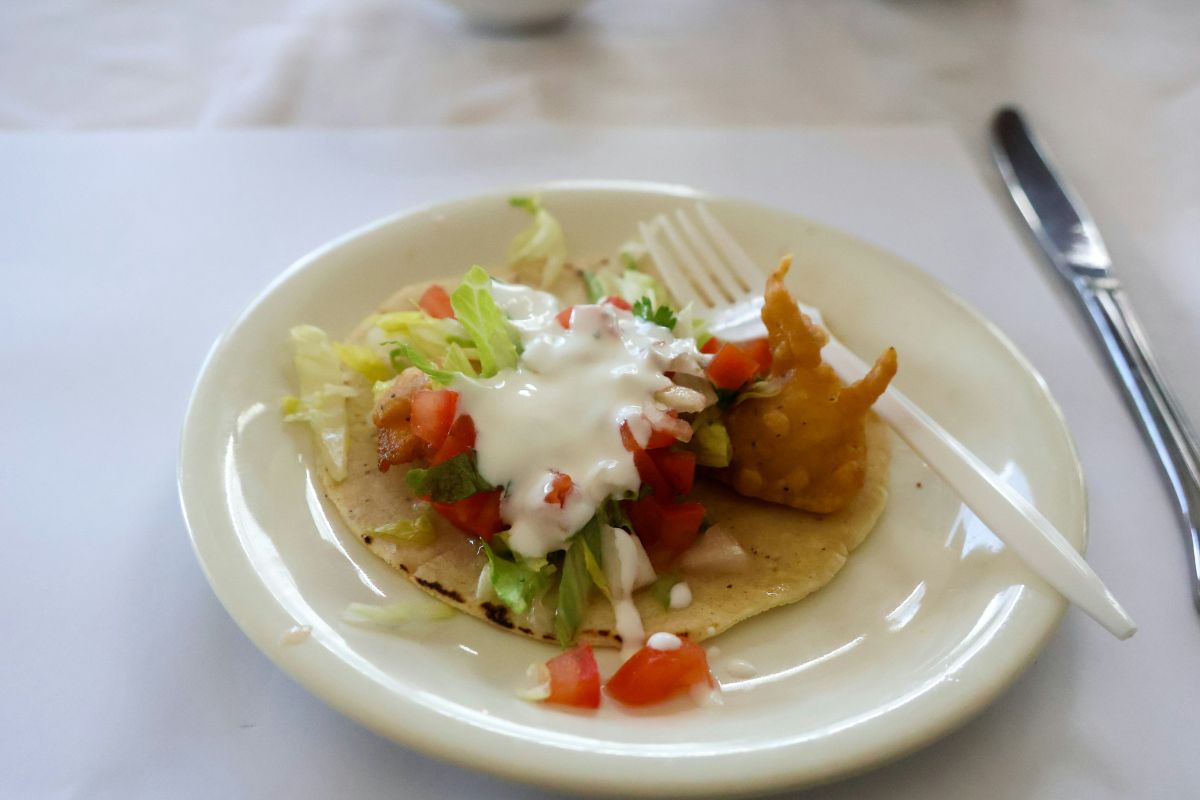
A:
507;195;568;288
369;513;437;546
450;266;520;377
691;412;733;468
284;324;352;482
554;517;606;646
482;542;552;617
343;600;456;627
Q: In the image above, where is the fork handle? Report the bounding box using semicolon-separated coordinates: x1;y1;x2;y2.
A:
820;339;1137;639
1080;280;1200;609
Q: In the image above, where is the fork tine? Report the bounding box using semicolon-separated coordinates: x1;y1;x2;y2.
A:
639;220;704;307
656;215;726;306
674;209;748;301
696;204;765;291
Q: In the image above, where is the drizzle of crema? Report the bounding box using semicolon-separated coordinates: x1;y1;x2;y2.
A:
454;281;705;558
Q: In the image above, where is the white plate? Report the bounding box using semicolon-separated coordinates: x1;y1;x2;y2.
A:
179;182;1085;797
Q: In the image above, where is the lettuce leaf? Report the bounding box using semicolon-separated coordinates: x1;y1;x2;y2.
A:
334;342;393;382
342;600;455;627
369;513;437;546
690;411;732;467
405;452;495;502
387;341;457;386
450;266;520;377
483;542;552;617
554;517;606;646
371;311;473;362
507;195;568;288
285;324;352;481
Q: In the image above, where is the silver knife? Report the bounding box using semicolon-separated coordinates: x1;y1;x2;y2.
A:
990;106;1200;611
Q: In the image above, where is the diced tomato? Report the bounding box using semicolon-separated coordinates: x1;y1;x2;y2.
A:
624;495;662;549
605;638;714;706
556;307;574;328
410;389;458;449
545;471;574;506
705;342;760;390
649;449;696;495
603;295;632;311
419;285;455;319
624;496;705;565
656;500;706;557
432;489;504;541
700;336;722;355
619;412;682;453
429;414;476;465
633;449;672;499
741;337;772;375
544;645;601;709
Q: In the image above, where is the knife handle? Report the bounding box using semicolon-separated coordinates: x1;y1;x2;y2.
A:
1077;277;1200;608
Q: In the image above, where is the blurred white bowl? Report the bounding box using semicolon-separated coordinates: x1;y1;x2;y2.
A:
434;0;590;30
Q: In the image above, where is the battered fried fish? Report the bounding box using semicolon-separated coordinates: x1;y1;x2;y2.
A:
722;257;897;514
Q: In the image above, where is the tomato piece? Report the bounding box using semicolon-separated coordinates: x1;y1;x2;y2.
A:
603;295;632;311
544;645;601;709
620;412;682;452
418;285;455;319
623;495;662;550
705;342;760;390
656;500;705;558
432;489;504;541
649;449;696;495
545;471;574;506
741;337;772;375
410;389;458;449
605;638;714;706
699;336;722;355
556;307;574;328
624;496;705;564
633;449;672;499
429;414;476;465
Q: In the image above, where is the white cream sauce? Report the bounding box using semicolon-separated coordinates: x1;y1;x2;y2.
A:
603;525;656;658
455;281;708;558
647;631;683;651
668;581;693;610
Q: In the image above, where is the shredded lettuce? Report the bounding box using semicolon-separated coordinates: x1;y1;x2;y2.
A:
371;311;472;362
441;342;478;378
735;376;785;404
507;195;568;288
591;264;668;309
342;600;456;627
450;266;520;377
369;513;437;546
691;411;733;468
483;542;552;617
334;342;392;382
284;325;352;481
554;517;606;646
388;341;457;386
405;452;495;502
651;572;680;609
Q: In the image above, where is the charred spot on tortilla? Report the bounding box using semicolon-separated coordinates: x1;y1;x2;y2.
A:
316;264;892;648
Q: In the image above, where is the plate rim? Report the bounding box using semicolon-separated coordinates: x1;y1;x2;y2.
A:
178;179;1086;796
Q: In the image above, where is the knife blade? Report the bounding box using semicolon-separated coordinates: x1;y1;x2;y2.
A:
991;106;1200;611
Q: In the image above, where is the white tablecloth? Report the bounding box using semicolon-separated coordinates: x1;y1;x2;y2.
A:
3;126;1198;799
2;0;1199;796
2;0;1197;401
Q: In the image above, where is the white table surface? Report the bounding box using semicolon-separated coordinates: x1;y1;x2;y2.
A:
2;126;1197;798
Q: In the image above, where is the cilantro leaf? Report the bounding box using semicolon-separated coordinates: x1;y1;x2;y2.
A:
405;452;495;502
632;296;677;330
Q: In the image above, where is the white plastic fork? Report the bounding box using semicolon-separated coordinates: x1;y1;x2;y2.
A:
640;205;1136;640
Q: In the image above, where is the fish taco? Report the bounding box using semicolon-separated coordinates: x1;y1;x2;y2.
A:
284;198;898;662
